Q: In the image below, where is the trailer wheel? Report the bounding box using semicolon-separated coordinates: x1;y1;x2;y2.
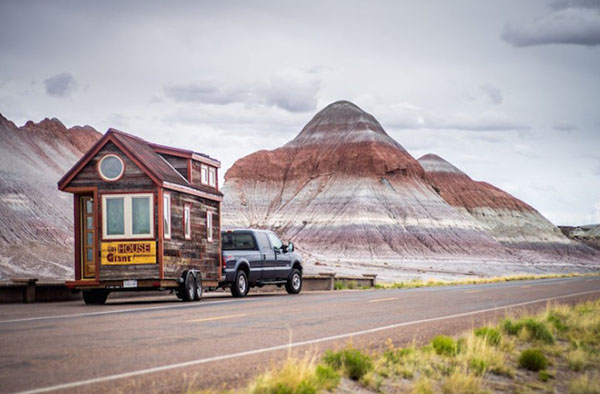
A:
231;270;249;298
83;289;109;305
285;269;302;295
193;274;203;301
181;271;196;302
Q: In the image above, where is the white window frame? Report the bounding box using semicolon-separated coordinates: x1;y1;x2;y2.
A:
208;167;216;187
184;204;191;240
101;193;154;240
206;210;213;242
163;193;171;240
200;165;208;185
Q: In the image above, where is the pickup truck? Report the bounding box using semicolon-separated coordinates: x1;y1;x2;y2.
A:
219;229;303;297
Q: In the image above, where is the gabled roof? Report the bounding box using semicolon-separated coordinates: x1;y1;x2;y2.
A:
58;129;223;201
149;142;221;168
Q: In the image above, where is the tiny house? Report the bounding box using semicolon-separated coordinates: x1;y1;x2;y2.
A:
58;129;222;304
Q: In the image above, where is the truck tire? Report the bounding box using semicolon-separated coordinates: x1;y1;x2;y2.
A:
193;274;203;301
83;289;109;305
181;271;196;302
231;270;249;298
285;269;302;294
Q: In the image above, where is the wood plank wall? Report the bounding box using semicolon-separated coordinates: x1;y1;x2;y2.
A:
190;160;219;194
163;190;220;281
160;154;188;181
69;142;159;280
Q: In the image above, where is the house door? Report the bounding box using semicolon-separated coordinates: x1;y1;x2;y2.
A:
80;196;96;278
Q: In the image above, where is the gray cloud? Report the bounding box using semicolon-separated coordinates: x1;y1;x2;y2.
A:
164;81;249;105
43;72;78;98
551;0;600;11
502;6;600;47
164;70;320;113
553;122;578;131
377;102;529;133
480;84;503;105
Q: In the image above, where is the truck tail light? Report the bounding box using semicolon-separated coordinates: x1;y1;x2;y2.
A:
223;255;233;269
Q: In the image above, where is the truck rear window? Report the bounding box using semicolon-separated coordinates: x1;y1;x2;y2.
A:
222;233;257;250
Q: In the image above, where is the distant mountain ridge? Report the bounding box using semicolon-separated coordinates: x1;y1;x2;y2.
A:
223;101;599;280
0;113;101;280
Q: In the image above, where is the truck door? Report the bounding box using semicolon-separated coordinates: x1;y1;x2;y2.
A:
267;232;292;280
256;232;276;279
243;233;263;282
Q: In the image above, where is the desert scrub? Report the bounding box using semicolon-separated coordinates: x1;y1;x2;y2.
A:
568;372;600;394
502;318;554;344
458;331;511;377
518;349;548;371
323;347;373;380
238;299;600;394
375;273;597;290
249;355;339;394
473;327;501;346
567;348;587;371
441;370;482;394
432;335;458;356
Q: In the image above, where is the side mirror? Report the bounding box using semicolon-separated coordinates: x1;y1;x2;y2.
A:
287;242;294;253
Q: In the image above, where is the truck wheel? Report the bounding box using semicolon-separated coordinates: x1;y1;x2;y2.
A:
193;274;203;301
181;271;196;302
83;289;109;305
231;270;249;298
285;269;302;295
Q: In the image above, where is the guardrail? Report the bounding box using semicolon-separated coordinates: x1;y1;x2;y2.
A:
0;273;377;303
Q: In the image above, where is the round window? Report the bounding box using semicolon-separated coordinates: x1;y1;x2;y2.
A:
99;154;124;181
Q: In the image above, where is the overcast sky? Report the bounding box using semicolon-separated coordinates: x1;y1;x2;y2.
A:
1;0;599;225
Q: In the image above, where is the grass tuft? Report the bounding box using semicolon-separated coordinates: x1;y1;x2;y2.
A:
432;335;458;356
441;371;482;394
473;327;501;346
568;372;600;394
518;349;548;371
249;355;339;394
323;347;373;381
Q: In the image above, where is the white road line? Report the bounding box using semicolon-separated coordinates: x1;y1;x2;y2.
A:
0;298;252;324
15;288;600;394
368;297;399;303
187;313;247;323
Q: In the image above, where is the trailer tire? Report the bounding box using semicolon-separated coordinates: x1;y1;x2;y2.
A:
285;269;302;295
193;273;203;301
83;289;109;305
231;270;249;298
181;271;196;302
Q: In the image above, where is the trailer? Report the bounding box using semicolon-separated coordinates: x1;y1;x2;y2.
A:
58;128;222;304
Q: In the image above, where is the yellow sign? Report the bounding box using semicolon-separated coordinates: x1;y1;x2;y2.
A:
101;241;156;265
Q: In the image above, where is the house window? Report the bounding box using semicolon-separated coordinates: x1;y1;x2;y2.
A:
163;193;171;239
98;154;124;181
208;167;216;187
102;193;153;239
184;204;191;240
206;211;213;242
201;165;208;185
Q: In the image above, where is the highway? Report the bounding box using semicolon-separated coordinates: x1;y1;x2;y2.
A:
1;276;599;393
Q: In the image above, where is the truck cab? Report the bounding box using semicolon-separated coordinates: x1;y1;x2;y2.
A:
220;229;303;297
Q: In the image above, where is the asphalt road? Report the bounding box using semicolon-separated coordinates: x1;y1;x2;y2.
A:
1;276;599;394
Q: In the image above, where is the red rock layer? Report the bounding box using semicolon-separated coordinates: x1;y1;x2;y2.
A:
223;101;514;267
418;153;599;261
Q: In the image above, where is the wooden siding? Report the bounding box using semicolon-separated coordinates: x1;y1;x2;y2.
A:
69;142;154;190
190;160;219;193
68;142;160;280
160;154;189;181
163;190;220;280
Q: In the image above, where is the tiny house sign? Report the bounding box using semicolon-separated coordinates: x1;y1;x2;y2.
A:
101;241;156;265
